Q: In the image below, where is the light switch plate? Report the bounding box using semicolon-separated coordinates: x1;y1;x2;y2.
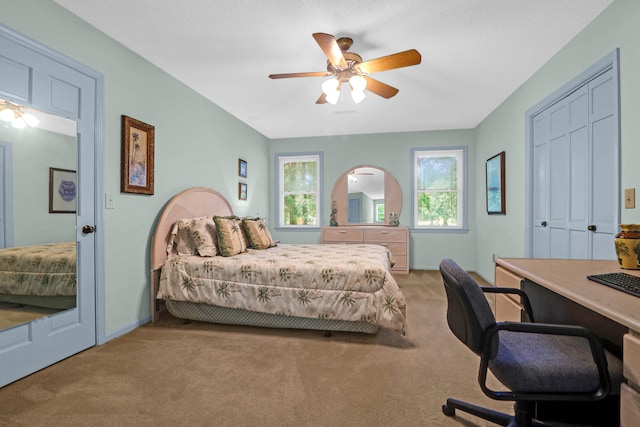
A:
625;188;635;209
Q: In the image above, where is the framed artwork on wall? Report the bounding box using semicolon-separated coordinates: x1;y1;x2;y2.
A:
239;158;247;178
49;167;77;213
239;182;248;201
121;115;154;195
486;151;506;215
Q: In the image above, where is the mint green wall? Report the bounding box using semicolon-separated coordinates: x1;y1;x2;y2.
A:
474;0;640;282
269;130;478;270
0;126;76;245
0;0;269;337
1;0;635;338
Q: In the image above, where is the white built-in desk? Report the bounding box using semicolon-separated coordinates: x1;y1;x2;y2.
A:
495;258;640;426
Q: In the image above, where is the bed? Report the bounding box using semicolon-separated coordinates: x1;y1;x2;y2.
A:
0;241;76;309
150;187;406;334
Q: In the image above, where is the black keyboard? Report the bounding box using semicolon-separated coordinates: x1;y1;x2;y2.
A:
587;272;640;298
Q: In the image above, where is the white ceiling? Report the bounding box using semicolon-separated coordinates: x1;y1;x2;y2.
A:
54;0;612;139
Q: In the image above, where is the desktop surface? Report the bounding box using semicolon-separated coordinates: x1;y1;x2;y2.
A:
496;258;640;332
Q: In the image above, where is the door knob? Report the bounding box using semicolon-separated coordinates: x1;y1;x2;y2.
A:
541;221;547;227
587;224;597;231
82;225;95;234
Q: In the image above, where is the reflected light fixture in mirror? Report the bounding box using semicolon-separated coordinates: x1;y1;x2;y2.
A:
0;99;40;129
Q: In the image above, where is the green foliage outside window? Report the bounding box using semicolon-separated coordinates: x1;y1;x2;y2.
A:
283;160;318;225
416;154;459;227
375;203;385;222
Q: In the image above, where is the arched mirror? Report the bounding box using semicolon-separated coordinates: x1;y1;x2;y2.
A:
0;99;77;331
331;165;402;225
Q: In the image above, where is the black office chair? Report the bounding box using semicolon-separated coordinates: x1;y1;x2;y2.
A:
438;259;623;427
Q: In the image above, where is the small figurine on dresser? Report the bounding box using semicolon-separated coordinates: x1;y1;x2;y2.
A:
389;212;399;227
330;201;338;226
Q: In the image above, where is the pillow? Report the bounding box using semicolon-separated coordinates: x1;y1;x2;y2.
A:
241;218;276;250
213;216;247;257
168;216;218;257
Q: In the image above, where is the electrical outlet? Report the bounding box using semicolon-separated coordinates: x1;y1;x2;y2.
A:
625;188;636;209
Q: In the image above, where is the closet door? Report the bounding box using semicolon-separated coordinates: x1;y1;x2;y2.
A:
532;68;617;260
0;28;97;387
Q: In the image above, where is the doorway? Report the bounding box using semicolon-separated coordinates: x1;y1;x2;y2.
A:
0;25;103;387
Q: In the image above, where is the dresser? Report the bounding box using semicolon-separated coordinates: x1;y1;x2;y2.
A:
320;226;409;274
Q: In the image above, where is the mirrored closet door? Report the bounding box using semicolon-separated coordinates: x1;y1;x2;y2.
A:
0;25;100;387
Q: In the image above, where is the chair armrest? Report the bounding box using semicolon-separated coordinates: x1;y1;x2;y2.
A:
480;286;535;322
478;321;612;402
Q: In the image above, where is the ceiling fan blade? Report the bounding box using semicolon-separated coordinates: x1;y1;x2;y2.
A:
316;93;328;104
363;76;399;99
269;71;331;79
312;33;347;68
357;49;421;74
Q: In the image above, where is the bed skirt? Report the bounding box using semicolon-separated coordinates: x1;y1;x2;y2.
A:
164;299;380;334
0;294;76;310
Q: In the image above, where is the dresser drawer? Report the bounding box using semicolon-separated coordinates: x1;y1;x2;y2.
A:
364;228;407;243
321;227;363;243
374;242;406;256
391;255;407;271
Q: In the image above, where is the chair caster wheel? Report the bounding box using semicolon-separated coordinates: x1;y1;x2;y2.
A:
442;404;455;417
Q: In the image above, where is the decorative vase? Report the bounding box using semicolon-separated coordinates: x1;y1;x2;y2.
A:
614;224;640;269
330;201;338;226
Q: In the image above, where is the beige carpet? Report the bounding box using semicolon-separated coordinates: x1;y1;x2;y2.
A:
0;270;515;426
0;302;60;330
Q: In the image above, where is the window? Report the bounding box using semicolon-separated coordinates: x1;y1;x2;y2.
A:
374;200;385;223
412;148;466;231
276;153;322;228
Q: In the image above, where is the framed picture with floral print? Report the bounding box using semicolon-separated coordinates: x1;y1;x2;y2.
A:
121;115;154;195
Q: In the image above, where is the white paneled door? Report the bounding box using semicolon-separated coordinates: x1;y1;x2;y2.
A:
0;27;100;387
531;65;618;260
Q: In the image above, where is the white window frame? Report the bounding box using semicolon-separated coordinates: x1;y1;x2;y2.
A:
275;152;322;229
411;147;468;233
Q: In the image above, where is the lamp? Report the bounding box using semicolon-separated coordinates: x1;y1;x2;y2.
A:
0;100;40;128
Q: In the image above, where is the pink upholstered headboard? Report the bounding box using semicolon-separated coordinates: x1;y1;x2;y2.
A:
150;187;233;271
150;187;232;322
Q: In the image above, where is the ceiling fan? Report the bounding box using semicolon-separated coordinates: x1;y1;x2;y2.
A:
268;33;421;104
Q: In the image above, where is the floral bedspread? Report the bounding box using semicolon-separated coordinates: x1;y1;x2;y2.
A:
158;244;406;332
0;242;76;296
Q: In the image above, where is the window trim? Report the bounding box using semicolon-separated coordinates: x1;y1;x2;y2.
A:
274;152;323;230
411;146;468;233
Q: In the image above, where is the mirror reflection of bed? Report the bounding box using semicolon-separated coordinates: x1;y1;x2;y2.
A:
0;99;77;331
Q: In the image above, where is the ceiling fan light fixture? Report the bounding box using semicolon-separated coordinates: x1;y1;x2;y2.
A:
322;77;340;104
349;75;367;92
351;89;366;104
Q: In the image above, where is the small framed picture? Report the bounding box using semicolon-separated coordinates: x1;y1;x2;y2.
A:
239;182;247;201
49;167;77;213
486;151;506;215
121;115;154;195
238;158;247;178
